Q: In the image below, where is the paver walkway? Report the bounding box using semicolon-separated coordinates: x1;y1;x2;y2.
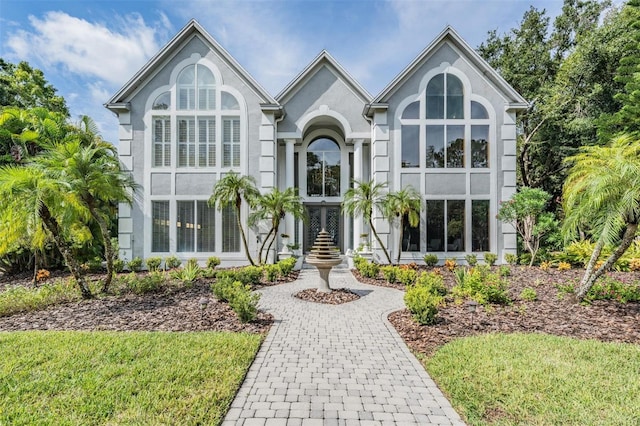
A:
223;259;465;425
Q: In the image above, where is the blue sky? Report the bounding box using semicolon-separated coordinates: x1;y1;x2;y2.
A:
1;0;566;145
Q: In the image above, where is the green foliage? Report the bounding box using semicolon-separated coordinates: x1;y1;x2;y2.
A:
505;253;518;265
415;271;447;296
465;254;478;266
127;256;143;272
498;187;556;266
519;287;538;302
211;277;237;303
483;252;498;266
211;277;260;322
499;265;512;277
145;257;162;272
264;264;281;282
385;185;422;264
0;331;261;425
206;256;221;269
452;266;511;305
425;333;640;426
404;276;445;325
423;254;439;267
116;271;165;295
381;265;398;284
170;261;201;286
236;265;263;285
396;268;417;286
112;258;125;273
0;279;80;316
164;255;181;269
277;257;296;276
584;277;640;304
359;261;380;279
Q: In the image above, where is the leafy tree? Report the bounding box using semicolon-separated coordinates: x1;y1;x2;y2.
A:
562;134;640;302
342;180;392;264
0;59;69;116
37;136;137;293
497;187;556;266
385;186;422;264
249;187;306;264
209;172;260;265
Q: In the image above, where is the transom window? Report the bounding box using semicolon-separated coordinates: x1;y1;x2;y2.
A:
400;72;491;170
149;62;242;169
307;138;341;197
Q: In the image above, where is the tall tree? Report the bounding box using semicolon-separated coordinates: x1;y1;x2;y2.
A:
385;186;422;265
0;60;69;116
342;180;392;264
37;138;137;293
562;134;640;302
249;187;306;264
209;172;260;265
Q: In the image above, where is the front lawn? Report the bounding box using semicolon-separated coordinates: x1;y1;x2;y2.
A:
0;331;261;425
423;333;640;425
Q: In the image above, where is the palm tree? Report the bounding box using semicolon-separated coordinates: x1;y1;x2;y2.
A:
563;134;640;302
386;186;422;264
37;138;138;293
342;180;393;264
0;165;93;298
249;187;306;264
209;172;260;265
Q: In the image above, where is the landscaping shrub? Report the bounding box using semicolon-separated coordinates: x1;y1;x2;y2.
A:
452;266;511;305
584;278;640;303
505;253;518;265
483;253;497;266
396;268;417;286
415;271;447;296
146;257;162;272
164;255;182;270
35;269;50;283
170;261;201;286
113;259;125;273
381;265;398;284
520;287;538;302
277;257;296;276
352;255;367;270
423;254;439;267
211;276;237;302
540;261;552;271
264;264;281;282
119;271;165;294
404;283;445;325
630;259;640;272
359;262;380;279
206;256;221;269
465;254;478;266
127;257;143;272
499;265;511;277
557;261;571;271
236;266;264;285
444;258;457;271
229;287;260;323
0;279;79;316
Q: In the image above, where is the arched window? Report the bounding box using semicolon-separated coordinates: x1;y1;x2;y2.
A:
307;138;340;197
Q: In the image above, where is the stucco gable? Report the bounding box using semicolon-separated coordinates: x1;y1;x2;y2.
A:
367;26;527;114
105;19;277;111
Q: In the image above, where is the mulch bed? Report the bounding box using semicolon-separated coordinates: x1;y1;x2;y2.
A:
294;288;360;304
0;267;303;334
354;266;640;357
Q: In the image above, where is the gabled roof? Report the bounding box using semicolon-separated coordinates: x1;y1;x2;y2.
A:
105;19;278;110
276;50;372;104
367;26;528;114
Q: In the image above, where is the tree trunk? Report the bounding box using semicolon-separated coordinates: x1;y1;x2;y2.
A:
89;206;114;293
575;223;638;302
369;218;392;264
396;217;404;265
235;202;255;266
39;205;92;299
259;227;275;264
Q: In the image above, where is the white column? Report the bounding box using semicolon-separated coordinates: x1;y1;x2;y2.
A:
285;139;296;241
353;139;364;250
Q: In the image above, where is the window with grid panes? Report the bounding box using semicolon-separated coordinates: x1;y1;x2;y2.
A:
222;205;240;252
152;201;170;252
223;117;240;167
152;117;171;167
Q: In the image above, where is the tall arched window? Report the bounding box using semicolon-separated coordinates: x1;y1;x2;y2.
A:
307;138;340;197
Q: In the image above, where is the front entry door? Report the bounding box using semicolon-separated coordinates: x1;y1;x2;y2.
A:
304;204;342;253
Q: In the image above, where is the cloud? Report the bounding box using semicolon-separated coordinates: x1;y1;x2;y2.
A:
6;11;169;87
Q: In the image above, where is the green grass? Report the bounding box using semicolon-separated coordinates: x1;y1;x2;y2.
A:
0;279;81;317
0;331;261;425
424;333;640;425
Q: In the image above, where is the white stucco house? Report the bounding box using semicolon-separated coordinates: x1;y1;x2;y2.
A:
106;20;526;265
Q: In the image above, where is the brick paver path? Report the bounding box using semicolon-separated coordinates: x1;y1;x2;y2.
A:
223;260;465;425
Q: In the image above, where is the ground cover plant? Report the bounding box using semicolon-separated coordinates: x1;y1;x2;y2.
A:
423;333;640;425
0;331;261;425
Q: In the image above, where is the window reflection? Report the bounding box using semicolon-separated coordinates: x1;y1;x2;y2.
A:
307;138;341;197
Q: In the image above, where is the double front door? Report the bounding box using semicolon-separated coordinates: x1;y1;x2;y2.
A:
304;204;342;253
